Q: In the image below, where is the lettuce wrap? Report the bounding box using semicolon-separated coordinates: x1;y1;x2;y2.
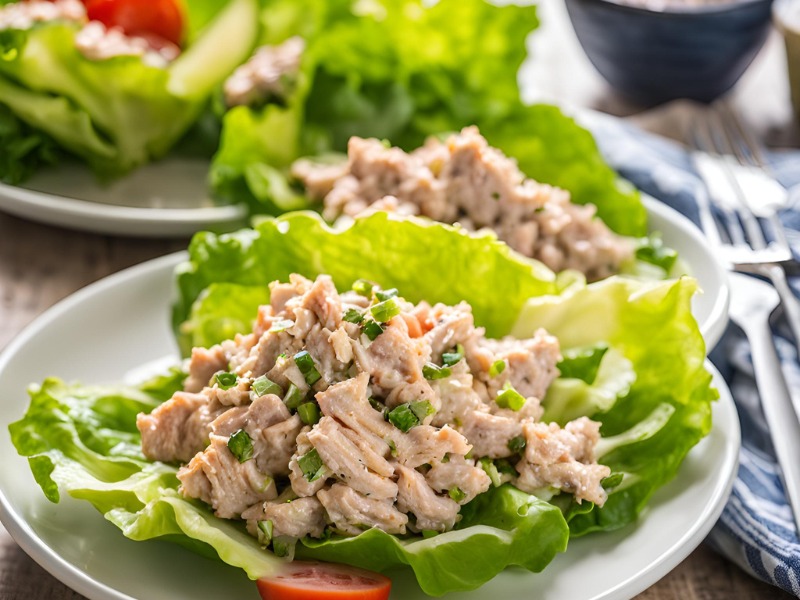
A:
209;0;645;237
10;212;715;596
0;0;259;181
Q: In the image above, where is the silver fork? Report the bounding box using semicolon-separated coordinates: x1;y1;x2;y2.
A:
728;272;800;535
689;101;800;353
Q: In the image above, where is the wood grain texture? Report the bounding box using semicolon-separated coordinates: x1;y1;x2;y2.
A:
0;1;798;597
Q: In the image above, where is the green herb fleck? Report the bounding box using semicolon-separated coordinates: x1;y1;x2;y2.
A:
227;429;253;463
294;350;321;386
442;344;464;367
252;376;282;397
507;435;527;454
602;472;624;489
343;308;365;324
362;320;384;340
374;288;398;302
387;400;435;433
495;382;526;411
386;438;398;457
421;530;439;539
423;362;451;380
215;372;237;390
489;359;506;377
298;448;326;482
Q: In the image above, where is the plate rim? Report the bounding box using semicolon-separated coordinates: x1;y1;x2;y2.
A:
0;234;735;600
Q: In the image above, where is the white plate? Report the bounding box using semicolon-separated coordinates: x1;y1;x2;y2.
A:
642;195;729;348
0;249;738;600
0;158;248;238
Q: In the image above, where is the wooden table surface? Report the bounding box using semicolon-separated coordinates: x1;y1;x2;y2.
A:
0;2;797;599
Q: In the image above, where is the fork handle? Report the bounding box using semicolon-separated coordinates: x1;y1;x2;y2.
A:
759;264;800;355
736;308;800;535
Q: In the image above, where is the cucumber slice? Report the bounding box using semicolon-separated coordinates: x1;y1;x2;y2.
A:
168;0;259;99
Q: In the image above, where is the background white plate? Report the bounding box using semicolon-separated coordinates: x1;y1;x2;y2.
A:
0;158;247;238
0;251;738;600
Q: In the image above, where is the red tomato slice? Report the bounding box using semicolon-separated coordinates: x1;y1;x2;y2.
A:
84;0;184;47
257;561;392;600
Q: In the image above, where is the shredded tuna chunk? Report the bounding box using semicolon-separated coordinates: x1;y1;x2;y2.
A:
515;418;611;505
318;484;408;536
140;273;613;549
294;128;633;281
138;392;215;463
243;497;327;540
224;36;305;107
177;435;277;519
75;21;179;67
0;0;85;31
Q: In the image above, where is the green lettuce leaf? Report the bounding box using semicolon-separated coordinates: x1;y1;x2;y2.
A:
0;102;60;184
11;215;714;594
0;0;259;179
10;378;568;595
173;211;557;354
298;485;568;596
512;276;716;535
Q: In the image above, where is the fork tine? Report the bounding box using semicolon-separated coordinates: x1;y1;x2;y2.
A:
715;101;793;252
705;106;770;250
718;99;770;171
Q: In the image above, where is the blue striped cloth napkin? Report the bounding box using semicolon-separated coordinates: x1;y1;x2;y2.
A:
581;108;800;598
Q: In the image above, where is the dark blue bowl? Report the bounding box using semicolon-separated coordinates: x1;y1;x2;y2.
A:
565;0;775;105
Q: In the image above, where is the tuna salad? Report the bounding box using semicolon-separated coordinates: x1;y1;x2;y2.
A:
137;274;611;548
292;127;634;281
0;0;180;67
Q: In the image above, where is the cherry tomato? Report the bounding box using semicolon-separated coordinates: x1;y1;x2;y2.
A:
83;0;184;47
256;561;392;600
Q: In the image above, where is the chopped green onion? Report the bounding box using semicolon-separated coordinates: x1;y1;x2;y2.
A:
272;536;294;558
297;402;321;426
441;453;450;464
448;486;467;502
369;397;385;413
283;383;305;410
370;297;401;323
489;359;506;377
386;438;398;457
269;319;294;333
255;475;274;493
298;448;326;482
252;376;282;397
479;457;502;487
388;400;435;432
227;429;253;463
495;458;516;476
423;362;451;380
257;520;274;546
421;530;439;539
495;382;526;411
410;400;435;422
294;351;321;386
352;279;374;297
362;320;384;340
507;435;527;454
602;472;624;489
442;344;464;367
278;352;287;360
343;308;365;324
215;372;238;390
374;288;398;302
